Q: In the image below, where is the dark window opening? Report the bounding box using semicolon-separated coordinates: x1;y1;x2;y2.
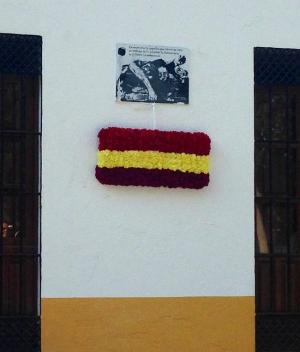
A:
0;34;41;352
255;47;300;352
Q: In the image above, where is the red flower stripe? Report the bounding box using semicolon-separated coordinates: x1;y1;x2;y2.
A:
95;167;209;189
98;127;210;155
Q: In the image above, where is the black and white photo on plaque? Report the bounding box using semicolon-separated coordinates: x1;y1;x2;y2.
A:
116;44;189;104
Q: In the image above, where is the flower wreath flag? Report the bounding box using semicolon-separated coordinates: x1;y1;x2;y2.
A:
95;127;211;189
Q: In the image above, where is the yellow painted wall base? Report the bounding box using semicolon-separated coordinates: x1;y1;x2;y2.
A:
42;297;254;352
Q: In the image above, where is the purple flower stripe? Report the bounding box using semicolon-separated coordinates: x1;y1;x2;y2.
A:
95;167;209;189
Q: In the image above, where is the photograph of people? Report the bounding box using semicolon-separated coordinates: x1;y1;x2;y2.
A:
116;45;189;104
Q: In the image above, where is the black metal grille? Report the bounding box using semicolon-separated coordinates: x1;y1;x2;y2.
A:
0;317;40;352
0;34;42;76
256;315;300;352
255;47;300;351
255;47;300;86
0;34;41;351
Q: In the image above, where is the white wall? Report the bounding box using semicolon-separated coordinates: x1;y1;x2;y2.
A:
1;0;300;298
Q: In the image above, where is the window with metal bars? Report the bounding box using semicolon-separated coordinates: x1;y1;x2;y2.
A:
0;34;41;352
255;47;300;352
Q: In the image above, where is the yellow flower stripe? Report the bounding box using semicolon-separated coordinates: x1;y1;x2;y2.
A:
97;150;210;174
